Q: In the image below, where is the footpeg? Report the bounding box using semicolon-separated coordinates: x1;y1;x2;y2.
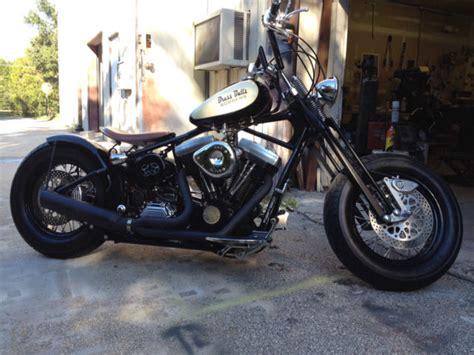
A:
207;231;271;258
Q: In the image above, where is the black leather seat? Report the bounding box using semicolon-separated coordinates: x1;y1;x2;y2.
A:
101;127;175;146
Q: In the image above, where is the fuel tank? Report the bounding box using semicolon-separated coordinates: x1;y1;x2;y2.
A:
190;79;271;128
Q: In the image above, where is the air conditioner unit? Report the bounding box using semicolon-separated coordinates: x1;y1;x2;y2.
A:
194;9;250;71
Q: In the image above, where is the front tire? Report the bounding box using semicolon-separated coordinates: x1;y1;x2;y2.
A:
324;154;463;291
10;144;106;259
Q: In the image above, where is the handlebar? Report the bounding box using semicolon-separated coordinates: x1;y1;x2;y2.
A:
263;1;308;37
269;0;281;19
258;1;308;71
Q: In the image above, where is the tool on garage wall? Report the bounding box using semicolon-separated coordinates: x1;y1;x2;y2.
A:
383;35;393;69
399;40;406;70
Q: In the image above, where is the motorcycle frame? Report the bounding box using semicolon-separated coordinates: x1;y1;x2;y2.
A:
53;100;393;237
47;22;398;250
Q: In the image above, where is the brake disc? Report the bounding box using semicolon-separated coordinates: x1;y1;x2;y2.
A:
369;188;434;250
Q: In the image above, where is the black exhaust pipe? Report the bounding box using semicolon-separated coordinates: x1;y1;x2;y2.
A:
40;170;193;233
40;189;129;232
40;170;273;240
132;173;274;238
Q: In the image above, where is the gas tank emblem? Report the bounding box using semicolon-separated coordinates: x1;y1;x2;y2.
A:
217;88;248;106
191;80;259;120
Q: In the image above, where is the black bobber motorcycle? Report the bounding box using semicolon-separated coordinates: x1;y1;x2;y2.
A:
10;0;462;290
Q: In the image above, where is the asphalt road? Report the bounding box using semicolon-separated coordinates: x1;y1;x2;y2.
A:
1;118;473;354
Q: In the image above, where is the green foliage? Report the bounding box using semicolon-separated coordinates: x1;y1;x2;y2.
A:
25;0;58;85
3;0;60;117
0;0;58;117
7;57;44;116
0;59;11;111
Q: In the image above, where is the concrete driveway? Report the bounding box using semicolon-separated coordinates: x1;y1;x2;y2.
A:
1;118;473;354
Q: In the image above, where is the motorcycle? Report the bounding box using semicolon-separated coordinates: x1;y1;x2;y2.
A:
10;0;462;290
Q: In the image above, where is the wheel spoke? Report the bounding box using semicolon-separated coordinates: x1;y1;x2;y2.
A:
34;162;95;237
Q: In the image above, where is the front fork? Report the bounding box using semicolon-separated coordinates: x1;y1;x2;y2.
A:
261;101;400;230
321;117;396;220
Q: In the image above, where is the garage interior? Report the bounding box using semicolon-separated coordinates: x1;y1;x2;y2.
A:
340;0;474;186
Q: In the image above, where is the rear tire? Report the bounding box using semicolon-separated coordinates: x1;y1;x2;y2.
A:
324;154;463;291
10;144;106;259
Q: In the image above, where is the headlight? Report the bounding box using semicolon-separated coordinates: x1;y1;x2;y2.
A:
316;77;339;107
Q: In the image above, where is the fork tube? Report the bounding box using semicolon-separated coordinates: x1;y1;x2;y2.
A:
325;117;388;199
318;140;343;173
323;130;389;217
297;95;393;218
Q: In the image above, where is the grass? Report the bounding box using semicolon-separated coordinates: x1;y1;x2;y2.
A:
282;196;299;210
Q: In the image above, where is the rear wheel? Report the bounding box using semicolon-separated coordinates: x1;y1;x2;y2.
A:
324;154;463;290
10;145;106;258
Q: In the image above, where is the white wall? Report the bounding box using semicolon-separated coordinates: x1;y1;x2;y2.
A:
58;0;345;136
58;0;138;131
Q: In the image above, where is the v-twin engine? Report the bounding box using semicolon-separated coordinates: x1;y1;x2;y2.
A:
175;135;281;231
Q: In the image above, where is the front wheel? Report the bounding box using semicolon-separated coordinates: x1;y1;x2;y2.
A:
324;154;463;291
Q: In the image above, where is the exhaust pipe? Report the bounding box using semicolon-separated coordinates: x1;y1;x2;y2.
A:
40;170;273;240
40;190;129;233
40;170;193;233
132;173;274;238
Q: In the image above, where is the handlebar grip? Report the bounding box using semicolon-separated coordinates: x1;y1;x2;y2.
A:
270;0;281;18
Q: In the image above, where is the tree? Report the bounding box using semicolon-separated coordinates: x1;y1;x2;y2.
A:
24;0;59;115
0;0;58;117
7;57;44;116
0;59;11;111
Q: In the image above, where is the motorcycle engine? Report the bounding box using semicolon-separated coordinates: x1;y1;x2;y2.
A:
193;141;237;178
175;135;281;231
133;153;170;186
125;153;178;218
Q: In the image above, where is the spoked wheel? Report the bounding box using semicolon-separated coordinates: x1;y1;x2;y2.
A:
10;145;106;258
32;163;97;235
324;154;462;291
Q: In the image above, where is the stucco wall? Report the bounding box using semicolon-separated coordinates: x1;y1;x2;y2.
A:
58;0;343;135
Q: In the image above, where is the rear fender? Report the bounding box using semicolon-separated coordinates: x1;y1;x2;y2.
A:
46;134;109;169
45;135;117;195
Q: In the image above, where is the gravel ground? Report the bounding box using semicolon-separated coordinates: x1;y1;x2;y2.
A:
1;118;473;354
